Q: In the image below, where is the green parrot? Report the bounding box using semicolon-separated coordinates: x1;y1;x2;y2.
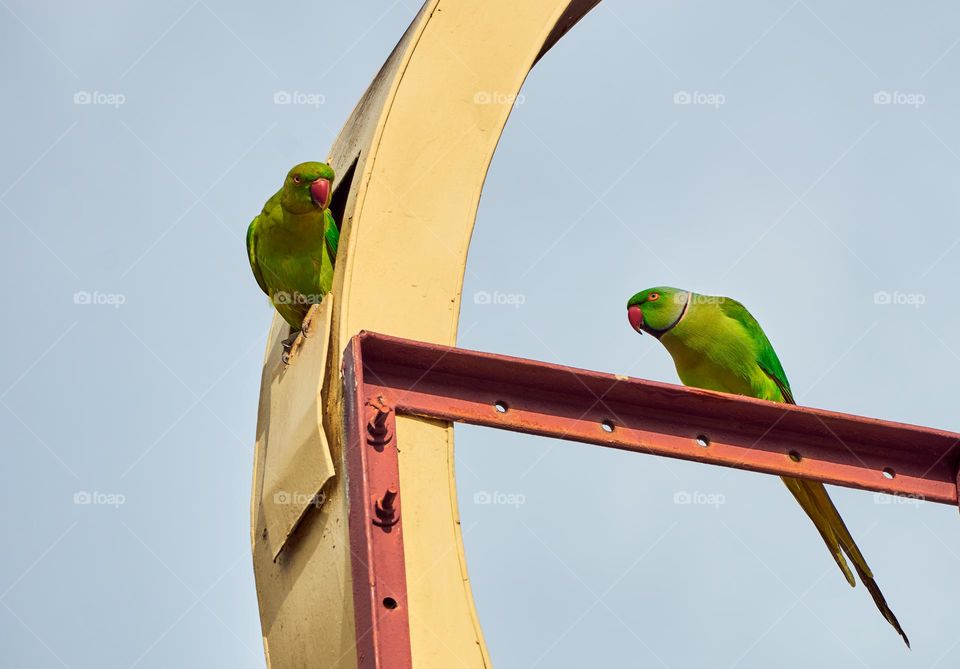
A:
247;162;339;357
626;286;908;646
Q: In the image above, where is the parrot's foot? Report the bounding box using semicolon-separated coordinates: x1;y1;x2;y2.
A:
280;305;322;366
300;303;322;338
280;330;303;365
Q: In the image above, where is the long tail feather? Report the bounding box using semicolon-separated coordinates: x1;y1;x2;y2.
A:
782;477;855;586
783;477;910;647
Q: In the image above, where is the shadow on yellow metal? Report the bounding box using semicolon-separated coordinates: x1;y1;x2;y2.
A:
251;1;600;666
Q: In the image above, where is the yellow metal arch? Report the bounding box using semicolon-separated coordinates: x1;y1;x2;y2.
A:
251;2;599;666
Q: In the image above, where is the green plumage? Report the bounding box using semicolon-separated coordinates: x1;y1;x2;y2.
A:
247;162;338;330
627;286;909;646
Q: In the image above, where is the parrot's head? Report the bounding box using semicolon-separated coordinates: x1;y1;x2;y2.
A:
626;286;690;338
281;161;335;215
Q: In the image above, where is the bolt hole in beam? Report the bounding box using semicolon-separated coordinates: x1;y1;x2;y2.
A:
788;450;802;463
695;435;710;448
601;419;614;433
883;467;896;480
494;401;509;414
382;597;399;610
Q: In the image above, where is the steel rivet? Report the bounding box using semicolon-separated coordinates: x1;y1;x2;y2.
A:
372;486;400;527
366;398;393;445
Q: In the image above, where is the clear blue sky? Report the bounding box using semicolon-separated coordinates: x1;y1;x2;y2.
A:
4;1;960;667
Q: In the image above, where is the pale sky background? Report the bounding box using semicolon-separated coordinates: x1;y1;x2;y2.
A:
4;1;960;668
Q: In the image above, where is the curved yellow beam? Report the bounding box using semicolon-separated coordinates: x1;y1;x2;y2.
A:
251;1;599;666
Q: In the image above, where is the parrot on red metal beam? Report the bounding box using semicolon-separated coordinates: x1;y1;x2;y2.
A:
627;286;908;647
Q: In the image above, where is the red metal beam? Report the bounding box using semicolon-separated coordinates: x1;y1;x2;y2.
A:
343;331;960;668
343;337;412;669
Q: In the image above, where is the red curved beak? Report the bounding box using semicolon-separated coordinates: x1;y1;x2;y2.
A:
310;178;331;208
627;305;644;334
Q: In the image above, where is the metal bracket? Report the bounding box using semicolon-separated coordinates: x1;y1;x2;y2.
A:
344;349;411;669
343;331;960;669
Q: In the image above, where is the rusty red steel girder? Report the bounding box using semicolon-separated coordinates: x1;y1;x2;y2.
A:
342;331;960;668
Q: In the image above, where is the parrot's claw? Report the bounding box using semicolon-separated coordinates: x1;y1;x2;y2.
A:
281;331;300;350
280;306;322;366
280;330;303;366
300;303;322;338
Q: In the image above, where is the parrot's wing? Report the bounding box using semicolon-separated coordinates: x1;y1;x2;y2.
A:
247;215;269;296
718;298;795;402
324;209;339;261
718;299;910;645
760;360;795;404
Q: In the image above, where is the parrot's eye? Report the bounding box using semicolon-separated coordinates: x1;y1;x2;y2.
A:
292;175;302;184
648;293;660;302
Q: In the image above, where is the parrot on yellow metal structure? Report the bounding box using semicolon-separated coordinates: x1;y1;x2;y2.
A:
627;286;908;646
247;162;339;360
